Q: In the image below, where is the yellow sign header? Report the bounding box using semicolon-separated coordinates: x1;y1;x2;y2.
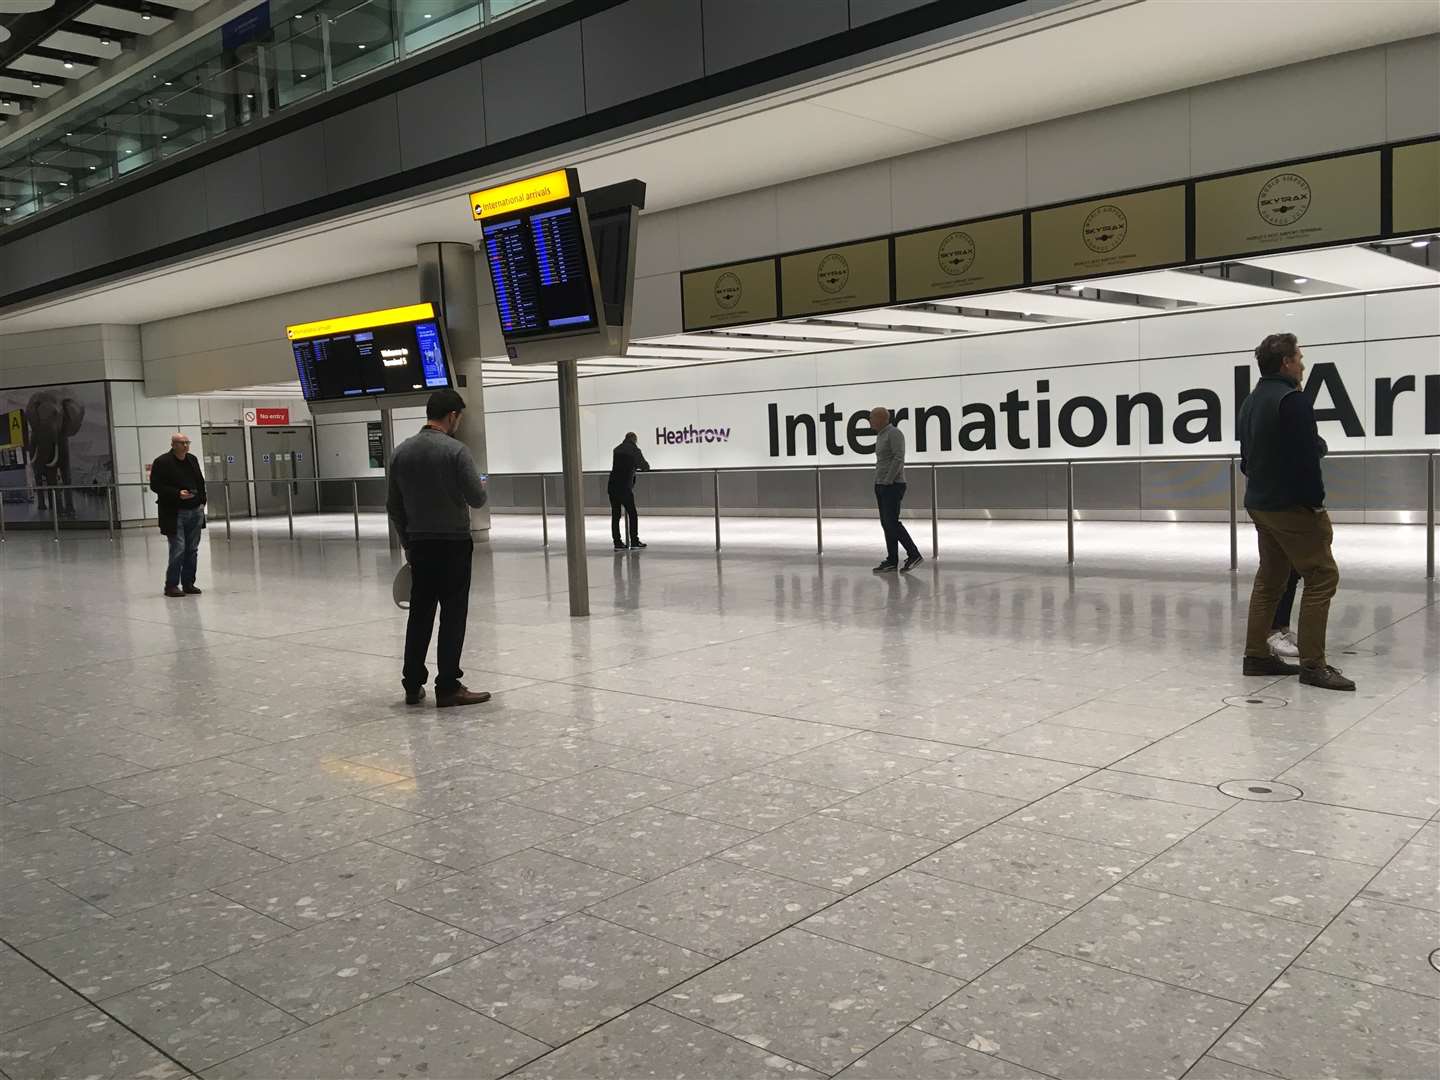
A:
285;302;437;341
470;169;573;220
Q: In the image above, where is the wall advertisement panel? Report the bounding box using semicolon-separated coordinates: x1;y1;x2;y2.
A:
0;381;115;523
483;291;1439;474
1392;140;1440;235
680;259;778;330
1031;186;1186;283
779;238;891;317
1195;151;1381;259
894;214;1024;302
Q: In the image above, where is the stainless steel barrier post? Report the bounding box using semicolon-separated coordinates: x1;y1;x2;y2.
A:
713;469;721;552
314;476;322;516
223;481;232;541
814;467;823;555
930;464;939;559
1065;461;1075;565
540;474;549;548
51;493;59;541
105;487;115;541
1428;451;1435;581
285;485;294;539
352;481;361;543
1229;457;1239;573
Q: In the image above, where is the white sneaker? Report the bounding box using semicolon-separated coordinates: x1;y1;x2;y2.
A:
1268;628;1299;658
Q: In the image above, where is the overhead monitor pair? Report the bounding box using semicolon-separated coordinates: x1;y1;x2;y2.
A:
472;168;646;366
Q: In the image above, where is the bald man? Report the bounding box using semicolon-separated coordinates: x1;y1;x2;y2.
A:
871;406;922;573
149;432;207;598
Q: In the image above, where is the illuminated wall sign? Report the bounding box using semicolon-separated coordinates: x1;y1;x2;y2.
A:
780;238;891;318
285;303;436;340
1031;186;1186;283
469;168;574;221
1392;140;1440;234
681;259;778;331
1195;151;1380;259
893;214;1024;303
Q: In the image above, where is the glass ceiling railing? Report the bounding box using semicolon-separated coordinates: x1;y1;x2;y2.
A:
0;0;547;228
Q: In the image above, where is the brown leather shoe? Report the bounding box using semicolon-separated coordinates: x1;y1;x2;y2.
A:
1299;665;1356;692
436;685;491;709
164;586;184;598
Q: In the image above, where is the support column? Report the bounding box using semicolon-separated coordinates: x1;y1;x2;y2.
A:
557;359;590;616
417;242;490;542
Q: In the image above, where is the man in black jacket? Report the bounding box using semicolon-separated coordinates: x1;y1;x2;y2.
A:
149;432;207;598
1238;333;1353;691
608;432;651;550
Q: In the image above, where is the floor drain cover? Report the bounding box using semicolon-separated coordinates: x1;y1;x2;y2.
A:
1219;780;1303;801
1222;695;1289;709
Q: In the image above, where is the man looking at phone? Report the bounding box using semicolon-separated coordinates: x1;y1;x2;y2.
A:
150;432;206;598
387;389;490;708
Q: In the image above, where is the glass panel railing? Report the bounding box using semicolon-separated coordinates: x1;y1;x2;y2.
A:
0;0;556;231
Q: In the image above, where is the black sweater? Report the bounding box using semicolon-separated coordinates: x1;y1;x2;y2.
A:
149;452;206;535
1238;375;1325;511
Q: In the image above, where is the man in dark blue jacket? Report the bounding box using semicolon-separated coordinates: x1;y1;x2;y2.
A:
1238;333;1353;691
608;432;650;550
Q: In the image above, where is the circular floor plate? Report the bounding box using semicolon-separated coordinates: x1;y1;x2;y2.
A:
1219;779;1303;801
1223;695;1289;709
1430;949;1439;974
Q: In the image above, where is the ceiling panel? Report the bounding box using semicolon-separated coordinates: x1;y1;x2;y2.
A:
1241;247;1440;290
812;307;1032;332
43;29;126;60
951;290;1145;319
83;4;172;34
1096;269;1296;304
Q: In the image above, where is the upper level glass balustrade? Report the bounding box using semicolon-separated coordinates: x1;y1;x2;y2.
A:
0;0;547;228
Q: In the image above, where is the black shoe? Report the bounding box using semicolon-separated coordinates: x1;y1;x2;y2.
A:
164;586;184;598
901;553;924;572
873;561;898;573
629;540;647;549
183;585;203;595
1243;655;1301;676
436;684;492;708
614;542;628;551
1299;665;1356;692
404;687;426;706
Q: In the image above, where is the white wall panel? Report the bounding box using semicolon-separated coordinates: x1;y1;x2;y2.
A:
634;211;681;278
676;187;779;267
109;380;137;426
629;272;681;339
1385;34;1440;141
1137;295;1365;361
776;160;892;250
1365;287;1440;340
888;129;1027;233
1025;92;1191;205
1189;47;1387;175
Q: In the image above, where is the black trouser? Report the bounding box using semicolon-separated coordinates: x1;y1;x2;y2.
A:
402;538;473;695
1271;568;1301;630
610;489;638;546
875;482;920;564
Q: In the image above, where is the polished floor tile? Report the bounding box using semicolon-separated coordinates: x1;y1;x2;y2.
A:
916;947;1243;1079
2;519;1435;1079
664;928;960;1074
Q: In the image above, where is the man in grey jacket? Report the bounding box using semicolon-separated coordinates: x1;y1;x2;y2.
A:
870;406;923;573
387;389;490;708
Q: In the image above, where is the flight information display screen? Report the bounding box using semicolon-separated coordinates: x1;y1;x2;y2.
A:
482;200;600;339
291;316;452;403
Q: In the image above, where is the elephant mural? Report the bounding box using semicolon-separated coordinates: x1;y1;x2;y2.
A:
25;389;85;517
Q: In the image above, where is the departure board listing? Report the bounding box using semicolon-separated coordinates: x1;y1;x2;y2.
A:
483;201;600;339
289;315;453;403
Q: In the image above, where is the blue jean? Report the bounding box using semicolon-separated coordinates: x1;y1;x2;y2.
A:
166;508;204;589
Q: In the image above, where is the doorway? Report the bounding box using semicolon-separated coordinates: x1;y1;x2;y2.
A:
202;426;251;517
249;427;318;516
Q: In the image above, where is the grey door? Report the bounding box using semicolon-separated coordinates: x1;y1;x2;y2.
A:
202;427;251;517
250;427;318;515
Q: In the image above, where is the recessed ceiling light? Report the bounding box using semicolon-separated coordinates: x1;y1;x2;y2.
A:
205;112;214;118
89;165;96;170
164;80;171;86
161;134;167;139
141;6;152;18
1068;284;1083;292
358;43;366;49
423;11;432;16
100;36;111;45
125;148;132;154
1292;277;1308;284
59;181;68;186
1410;239;1431;248
299;72;306;78
31;79;41;88
246;92;254;98
63;58;74;69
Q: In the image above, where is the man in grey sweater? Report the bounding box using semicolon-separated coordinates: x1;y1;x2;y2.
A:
870;406;923;573
387;389;490;708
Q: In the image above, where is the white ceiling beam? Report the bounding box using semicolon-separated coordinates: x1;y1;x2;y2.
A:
83;4;172;34
1241;247;1440;290
951;290;1143;319
42;29;125;60
8;54;97;79
1093;269;1296;304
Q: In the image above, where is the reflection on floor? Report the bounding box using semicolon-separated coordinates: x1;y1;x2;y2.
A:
1;519;1436;1079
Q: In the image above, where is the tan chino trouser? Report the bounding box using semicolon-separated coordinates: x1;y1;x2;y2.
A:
1244;507;1340;668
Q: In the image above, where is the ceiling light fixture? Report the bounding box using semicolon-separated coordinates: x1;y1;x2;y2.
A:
423;11;432;16
358;43;366;49
1292;277;1308;284
1410;239;1431;248
89;165;96;170
31;79;41;88
205;112;214;118
100;36;111;45
299;72;306;78
59;181;68;186
1068;284;1083;292
63;58;74;69
141;6;152;19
